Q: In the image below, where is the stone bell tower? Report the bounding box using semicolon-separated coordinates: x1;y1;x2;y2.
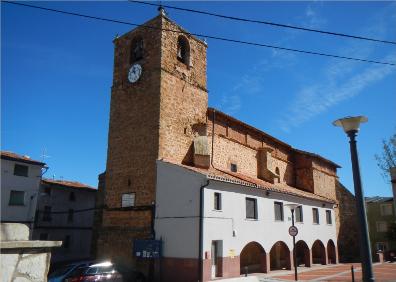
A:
95;9;208;267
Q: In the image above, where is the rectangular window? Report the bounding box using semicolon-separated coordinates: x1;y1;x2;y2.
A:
246;197;257;219
67;209;74;223
214;192;222;210
312;208;319;224
274;202;284;221
14;164;28;177
380;204;393;216
43;206;52;222
326;210;332;224
9;190;25;206
296;206;303;222
230;163;237;172
376;221;388;232
39;233;48;240
69;192;76;202
63;235;71;249
44;186;51;195
122;193;135;207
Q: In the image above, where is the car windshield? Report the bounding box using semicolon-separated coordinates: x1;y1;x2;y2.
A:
86;265;115;275
67;266;89;278
48;265;75;278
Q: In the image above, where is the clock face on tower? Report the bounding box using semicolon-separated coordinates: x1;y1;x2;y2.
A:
128;63;142;83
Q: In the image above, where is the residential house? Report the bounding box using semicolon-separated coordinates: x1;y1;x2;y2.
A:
1;151;46;232
33;178;97;263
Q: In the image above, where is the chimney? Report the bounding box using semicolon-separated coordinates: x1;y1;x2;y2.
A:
257;147;278;183
193;136;210;169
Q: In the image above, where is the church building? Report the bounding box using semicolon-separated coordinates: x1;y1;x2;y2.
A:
94;8;358;282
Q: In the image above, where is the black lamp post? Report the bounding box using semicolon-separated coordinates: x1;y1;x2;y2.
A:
285;203;300;281
333;116;374;282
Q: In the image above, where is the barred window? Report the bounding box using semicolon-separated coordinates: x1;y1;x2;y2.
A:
312;208;319;224
274;202;284;221
246;198;257;219
296;206;303;222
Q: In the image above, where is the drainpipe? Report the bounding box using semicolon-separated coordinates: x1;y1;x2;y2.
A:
199;179;210;282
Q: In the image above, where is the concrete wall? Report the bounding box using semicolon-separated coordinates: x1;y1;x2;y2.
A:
1;159;43;227
33;183;96;263
1;223;61;282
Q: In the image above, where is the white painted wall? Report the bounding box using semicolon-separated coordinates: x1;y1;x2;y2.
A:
1;158;44;227
155;161;337;259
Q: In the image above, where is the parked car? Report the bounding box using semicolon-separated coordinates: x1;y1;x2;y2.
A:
64;261;146;282
48;261;92;282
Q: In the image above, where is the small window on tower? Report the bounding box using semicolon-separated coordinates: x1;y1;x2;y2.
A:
230;163;237;172
130;37;143;64
177;35;190;65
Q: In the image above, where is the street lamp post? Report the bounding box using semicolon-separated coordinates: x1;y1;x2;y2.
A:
285;203;300;281
333;116;374;282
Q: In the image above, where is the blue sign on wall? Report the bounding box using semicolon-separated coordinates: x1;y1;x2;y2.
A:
133;239;162;259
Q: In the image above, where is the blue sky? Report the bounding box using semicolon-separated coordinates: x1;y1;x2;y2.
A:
2;1;395;196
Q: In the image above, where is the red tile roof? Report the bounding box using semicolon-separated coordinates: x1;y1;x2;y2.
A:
42;178;96;191
1;151;46;166
160;159;336;204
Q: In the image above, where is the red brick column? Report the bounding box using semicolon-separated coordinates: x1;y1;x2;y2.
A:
305;248;313;267
287;250;292;270
323;247;328;265
264;253;271;273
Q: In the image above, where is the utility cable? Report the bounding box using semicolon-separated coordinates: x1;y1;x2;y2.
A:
3;1;395;66
129;0;396;45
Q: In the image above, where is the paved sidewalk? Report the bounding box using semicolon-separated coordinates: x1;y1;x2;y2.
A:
214;262;396;282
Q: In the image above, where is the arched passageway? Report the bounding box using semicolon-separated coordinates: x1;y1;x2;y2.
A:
240;242;267;274
327;240;337;264
295;240;311;267
312;240;326;265
270;241;291;270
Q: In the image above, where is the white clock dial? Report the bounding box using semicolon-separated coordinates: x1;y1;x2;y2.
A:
128;63;142;83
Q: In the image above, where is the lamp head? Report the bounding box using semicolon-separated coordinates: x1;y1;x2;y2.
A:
285;203;300;210
333;116;368;133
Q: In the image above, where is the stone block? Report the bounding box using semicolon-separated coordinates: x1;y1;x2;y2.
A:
0;253;19;282
17;253;49;281
1;223;29;241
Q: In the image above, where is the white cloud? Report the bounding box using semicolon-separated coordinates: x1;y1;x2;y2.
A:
277;3;396;132
278;55;395;132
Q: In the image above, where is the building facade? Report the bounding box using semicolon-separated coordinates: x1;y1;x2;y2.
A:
33;179;96;264
366;196;396;261
94;10;358;281
1;151;46;231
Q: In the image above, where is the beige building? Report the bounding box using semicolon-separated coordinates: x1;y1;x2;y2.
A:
94;9;359;281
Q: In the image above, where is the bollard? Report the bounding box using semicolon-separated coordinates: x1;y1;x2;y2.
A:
245;266;248;277
351;265;355;282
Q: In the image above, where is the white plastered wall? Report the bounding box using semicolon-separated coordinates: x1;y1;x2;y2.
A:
155;160;337;259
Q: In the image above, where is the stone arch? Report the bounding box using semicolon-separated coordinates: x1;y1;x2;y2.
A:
177;35;190;65
327;239;337;264
312;240;326;265
240;241;267;274
295;240;311;267
270;241;291;270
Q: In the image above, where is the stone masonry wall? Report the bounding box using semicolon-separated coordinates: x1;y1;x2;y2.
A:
335;181;360;262
158;17;208;164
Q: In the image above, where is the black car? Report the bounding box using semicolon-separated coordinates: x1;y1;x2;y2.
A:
65;261;145;282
